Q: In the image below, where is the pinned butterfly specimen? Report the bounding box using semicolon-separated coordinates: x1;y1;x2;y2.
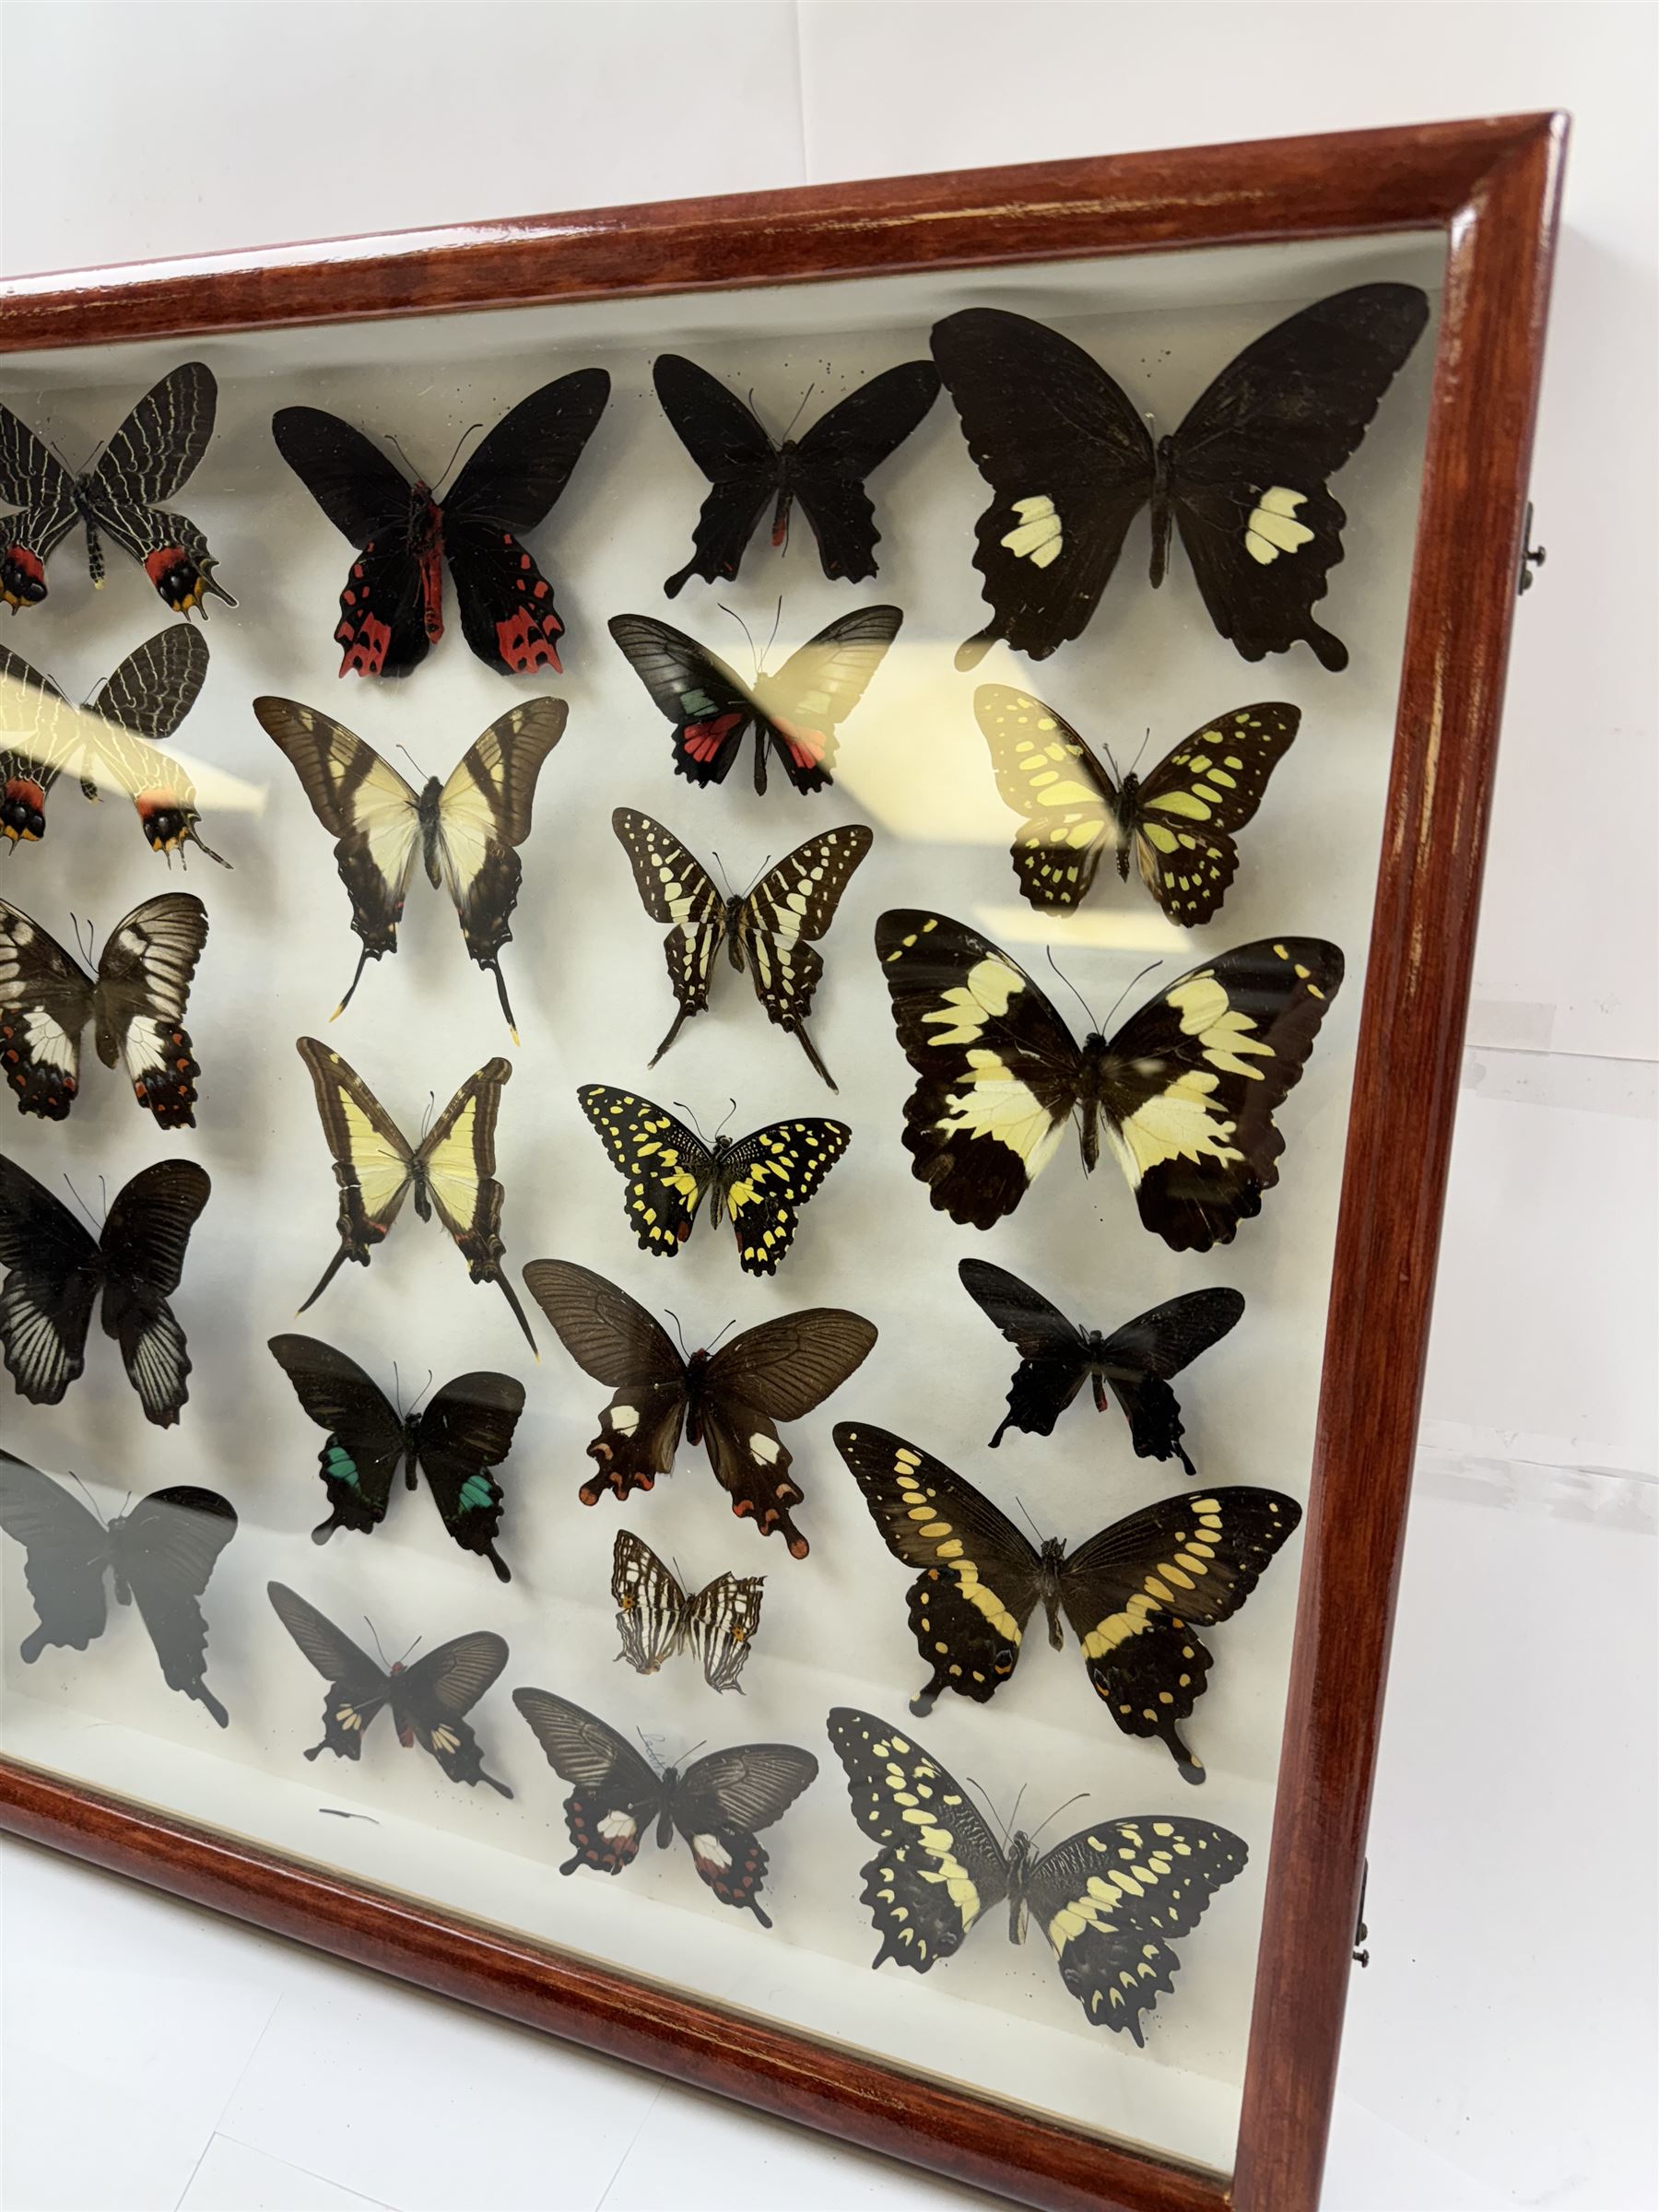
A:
959;1262;1244;1477
0;1153;209;1426
577;1085;850;1277
267;1335;524;1582
875;911;1344;1251
829;1708;1246;2041
523;1257;877;1559
654;354;940;596
610;1530;763;1693
267;1581;512;1794
608;606;901;795
835;1422;1300;1782
0;1451;235;1724
0;627;228;863
931;285;1430;671
0;891;206;1126
295;1039;535;1353
612;811;872;1089
272;369;609;677
0;361;233;616
513;1688;817;1925
974;686;1300;924
255;695;565;1036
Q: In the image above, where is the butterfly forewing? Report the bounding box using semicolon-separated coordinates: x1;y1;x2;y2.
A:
267;1334;411;1542
82;364;232;616
973;685;1121;911
394;1632;512;1793
0;1449;112;1658
114;1486;237;1725
413;1371;524;1580
753;606;902;795
611;808;726;1060
672;1742;818;1924
736;824;872;1087
267;1580;393;1761
957;1258;1096;1445
681;1570;764;1692
513;1688;665;1874
610;1530;690;1676
577;1084;712;1255
521;1258;688;1505
703;1308;877;1560
96;1160;211;1427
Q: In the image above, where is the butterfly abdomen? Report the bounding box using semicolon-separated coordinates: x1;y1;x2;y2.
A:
1149;439;1175;588
1113;775;1140;880
417;778;447;889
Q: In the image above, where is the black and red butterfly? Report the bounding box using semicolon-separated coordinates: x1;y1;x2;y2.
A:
273;371;610;678
0;363;232;617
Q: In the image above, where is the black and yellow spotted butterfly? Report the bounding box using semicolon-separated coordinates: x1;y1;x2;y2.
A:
835;1421;1300;1782
974;686;1299;924
875;911;1344;1251
829;1708;1246;2043
576;1085;849;1277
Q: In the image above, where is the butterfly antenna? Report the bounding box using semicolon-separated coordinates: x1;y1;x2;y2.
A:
394;1631;423;1669
406;1368;435;1420
964;1775;1010;1849
705;1316;737;1355
364;1618;393;1671
1100;959;1163;1037
1014;1495;1046;1547
670;1098;707;1142
780;383;817;442
62;1174;101;1232
679;1737;707;1766
1044;947;1100;1037
67;1468;108;1529
1006;1782;1030;1841
1029;1791;1090;1847
713;1096;737;1141
392;1362;404;1419
718;602;761;687
636;1725;665;1769
433;421;485;492
763;594;783;671
663;1308;691;1360
396;739;430;782
419;1089;437;1145
1128;725;1152;776
740;853;774;900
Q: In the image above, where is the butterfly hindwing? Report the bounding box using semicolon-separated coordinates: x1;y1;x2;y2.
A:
1127;703;1300;924
1093;1287;1246;1474
680;1568;764;1694
412;1370;524;1581
513;1688;665;1874
521;1258;688;1505
973;684;1121;911
672;1742;818;1924
751;606;902;796
611;808;726;1062
114;1485;237;1725
267;1333;409;1543
96;1160;211;1426
713;1116;852;1276
394;1631;512;1793
577;1084;712;1254
701;1307;877;1559
736;824;873;1088
0;1448;111;1659
0;1151;101;1406
268;1579;393;1760
957;1258;1096;1445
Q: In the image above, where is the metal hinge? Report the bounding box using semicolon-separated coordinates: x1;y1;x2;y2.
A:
1518;501;1547;594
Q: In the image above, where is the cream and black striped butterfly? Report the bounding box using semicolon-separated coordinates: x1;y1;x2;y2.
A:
296;1039;535;1353
610;1530;763;1692
974;686;1299;924
875;911;1344;1251
612;809;872;1088
576;1085;850;1276
255;696;565;1038
829;1708;1247;2043
835;1421;1300;1782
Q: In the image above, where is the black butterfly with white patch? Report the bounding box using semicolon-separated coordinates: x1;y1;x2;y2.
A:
612;810;872;1088
875;910;1344;1251
0;1451;235;1724
654;354;939;595
974;685;1299;924
1;362;233;616
0;891;206;1126
267;1580;512;1794
0;1153;209;1426
577;1085;850;1276
267;1335;524;1581
835;1421;1300;1782
610;1529;763;1693
931;285;1429;671
959;1261;1243;1477
524;1257;876;1559
829;1707;1246;2043
608;606;900;795
514;1688;817;1926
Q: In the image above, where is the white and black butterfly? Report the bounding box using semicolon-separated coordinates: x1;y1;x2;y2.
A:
267;1581;512;1794
653;354;939;595
254;696;565;1038
0;1451;235;1724
610;1530;763;1693
612;810;872;1088
875;911;1344;1251
931;285;1429;671
974;685;1299;924
0;891;207;1126
514;1687;817;1926
829;1708;1246;2042
267;1335;525;1581
959;1261;1244;1477
0;1153;209;1426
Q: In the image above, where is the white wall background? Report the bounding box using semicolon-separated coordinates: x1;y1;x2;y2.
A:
0;7;1653;2212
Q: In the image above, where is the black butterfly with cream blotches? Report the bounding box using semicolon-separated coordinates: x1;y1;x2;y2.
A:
0;627;227;863
523;1258;876;1559
1;361;233;616
610;1530;763;1693
0;1451;235;1724
835;1421;1300;1782
612;810;872;1088
577;1085;850;1277
959;1261;1243;1477
255;695;565;1037
267;1581;512;1794
654;354;939;595
272;370;609;677
295;1040;536;1353
0;891;206;1126
974;685;1299;924
875;911;1344;1251
514;1688;817;1926
0;1154;209;1426
829;1708;1246;2042
931;285;1430;670
267;1335;525;1581
608;606;901;795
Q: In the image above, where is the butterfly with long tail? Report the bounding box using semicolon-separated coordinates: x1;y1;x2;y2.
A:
0;1452;235;1724
835;1421;1300;1782
610;1530;763;1693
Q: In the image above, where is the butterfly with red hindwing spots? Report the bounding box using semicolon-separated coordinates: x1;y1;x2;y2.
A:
273;370;609;677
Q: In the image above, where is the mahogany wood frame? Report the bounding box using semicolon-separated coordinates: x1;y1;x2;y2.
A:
0;114;1564;2212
